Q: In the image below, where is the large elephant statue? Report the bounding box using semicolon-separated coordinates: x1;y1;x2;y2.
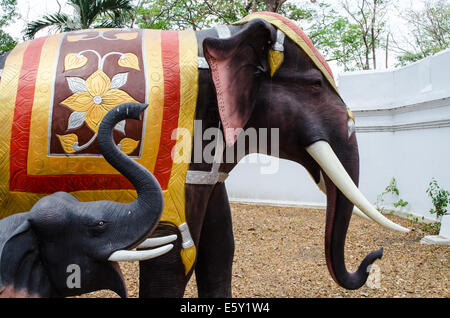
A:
0;103;168;297
0;12;409;298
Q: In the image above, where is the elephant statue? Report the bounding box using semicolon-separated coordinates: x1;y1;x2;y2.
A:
0;103;169;297
0;12;409;298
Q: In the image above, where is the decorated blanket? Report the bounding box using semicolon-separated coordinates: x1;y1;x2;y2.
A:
0;29;198;272
0;13;340;274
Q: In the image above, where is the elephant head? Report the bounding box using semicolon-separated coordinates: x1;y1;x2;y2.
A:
203;15;409;290
0;103;166;297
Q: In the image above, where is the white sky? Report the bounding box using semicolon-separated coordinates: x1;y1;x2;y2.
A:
2;0;429;75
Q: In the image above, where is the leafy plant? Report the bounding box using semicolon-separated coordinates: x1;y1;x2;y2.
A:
394;0;450;66
376;177;408;214
421;222;441;235
426;177;450;221
0;0;18;54
405;213;440;234
24;0;134;39
406;213;422;224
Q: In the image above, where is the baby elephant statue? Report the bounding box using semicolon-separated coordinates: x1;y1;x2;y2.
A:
0;103;169;298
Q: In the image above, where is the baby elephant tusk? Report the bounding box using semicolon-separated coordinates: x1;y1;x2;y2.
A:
108;244;174;262
136;234;178;249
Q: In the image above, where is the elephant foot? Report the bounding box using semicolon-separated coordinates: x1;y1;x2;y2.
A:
138;223;188;298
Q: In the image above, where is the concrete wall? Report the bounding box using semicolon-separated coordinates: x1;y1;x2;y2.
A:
225;49;450;222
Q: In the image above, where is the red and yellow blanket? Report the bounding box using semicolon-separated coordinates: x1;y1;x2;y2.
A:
0;13;337;274
0;29;198;272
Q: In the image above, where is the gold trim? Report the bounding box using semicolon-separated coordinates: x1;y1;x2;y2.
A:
0;42;28;217
141;29;164;174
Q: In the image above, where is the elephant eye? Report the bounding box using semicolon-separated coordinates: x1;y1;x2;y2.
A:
88;220;107;237
311;79;322;88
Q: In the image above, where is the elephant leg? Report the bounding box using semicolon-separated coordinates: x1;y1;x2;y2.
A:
138;223;187;298
195;182;234;298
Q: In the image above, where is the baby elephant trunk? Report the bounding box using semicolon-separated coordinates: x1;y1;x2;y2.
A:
97;103;165;256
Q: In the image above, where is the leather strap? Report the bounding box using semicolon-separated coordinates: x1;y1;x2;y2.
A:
186;123;228;185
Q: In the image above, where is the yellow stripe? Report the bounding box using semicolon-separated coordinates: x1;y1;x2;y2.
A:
238;14;338;93
141;29;164;174
0;42;29;217
27;34;63;176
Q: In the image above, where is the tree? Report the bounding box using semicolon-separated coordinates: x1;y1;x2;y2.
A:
393;0;449;66
307;2;367;71
0;0;18;54
341;0;391;70
135;0;312;30
24;0;134;39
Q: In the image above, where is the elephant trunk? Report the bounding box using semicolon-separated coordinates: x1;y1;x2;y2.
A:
97;103;164;249
323;173;383;289
306;140;385;289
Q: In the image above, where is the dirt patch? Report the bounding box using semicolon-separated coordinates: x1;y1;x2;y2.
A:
81;203;449;298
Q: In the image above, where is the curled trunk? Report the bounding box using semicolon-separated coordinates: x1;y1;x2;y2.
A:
97;103;164;248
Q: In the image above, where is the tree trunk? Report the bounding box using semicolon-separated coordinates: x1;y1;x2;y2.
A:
385;32;389;68
371;0;377;69
263;0;286;12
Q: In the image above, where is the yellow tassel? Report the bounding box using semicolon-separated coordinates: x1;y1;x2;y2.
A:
268;49;284;77
181;245;197;275
347;108;355;122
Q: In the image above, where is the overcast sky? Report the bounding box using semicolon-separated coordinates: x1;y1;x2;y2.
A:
3;0;428;74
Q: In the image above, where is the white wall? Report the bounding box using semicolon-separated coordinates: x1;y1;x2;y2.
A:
225;49;450;222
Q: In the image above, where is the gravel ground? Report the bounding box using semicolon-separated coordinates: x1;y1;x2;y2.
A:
82;203;449;298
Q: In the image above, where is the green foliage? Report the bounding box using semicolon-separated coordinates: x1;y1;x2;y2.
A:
426;177;450;220
135;0;312;30
340;0;391;70
420;222;441;234
307;3;365;71
24;0;134;39
0;30;16;53
396;0;450;66
0;0;18;54
0;0;17;26
406;213;423;225
376;177;409;214
405;213;440;235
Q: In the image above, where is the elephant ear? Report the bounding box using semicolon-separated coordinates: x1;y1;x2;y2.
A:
0;221;49;297
203;19;277;146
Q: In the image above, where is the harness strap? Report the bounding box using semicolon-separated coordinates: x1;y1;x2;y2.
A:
186;123;228;185
273;30;285;51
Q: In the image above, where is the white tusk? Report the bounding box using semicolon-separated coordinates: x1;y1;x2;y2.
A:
352;206;372;221
136;235;177;249
108;244;174;262
314;171;371;221
306;141;409;233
